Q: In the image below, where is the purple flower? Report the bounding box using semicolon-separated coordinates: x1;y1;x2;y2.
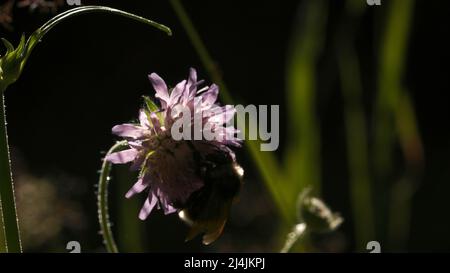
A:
105;68;243;244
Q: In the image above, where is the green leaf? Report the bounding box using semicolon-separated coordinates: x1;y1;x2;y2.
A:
1;39;14;54
143;96;160;113
143;96;165;126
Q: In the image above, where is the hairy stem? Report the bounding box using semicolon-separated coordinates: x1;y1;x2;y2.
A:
97;141;128;253
0;93;22;252
0;199;6;252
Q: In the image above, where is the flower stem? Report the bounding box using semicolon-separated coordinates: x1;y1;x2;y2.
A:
0;93;22;252
38;6;172;38
0;191;7;252
97;141;127;253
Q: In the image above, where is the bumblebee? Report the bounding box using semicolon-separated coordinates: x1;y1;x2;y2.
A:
178;143;244;245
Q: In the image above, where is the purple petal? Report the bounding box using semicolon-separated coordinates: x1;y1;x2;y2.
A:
163;204;177;215
149;73;169;107
150;112;162;134
208;105;236;124
164;106;173;129
125;177;148;198
201;84;219;106
157;193;177;215
168;80;186;107
112;124;146;139
139;194;158;220
182;68;198;103
127;140;143;150
129;152;145;171
187;68;197;90
105;149;138;164
139;110;150;128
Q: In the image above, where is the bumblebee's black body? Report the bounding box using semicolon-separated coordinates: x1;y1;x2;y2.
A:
178;142;243;244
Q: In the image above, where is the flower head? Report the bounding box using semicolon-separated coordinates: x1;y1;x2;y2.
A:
106;68;243;244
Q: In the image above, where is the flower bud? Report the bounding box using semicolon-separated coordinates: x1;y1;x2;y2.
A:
0;35;27;91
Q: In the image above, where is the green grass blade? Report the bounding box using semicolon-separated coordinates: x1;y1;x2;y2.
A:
335;1;375;249
284;0;328;209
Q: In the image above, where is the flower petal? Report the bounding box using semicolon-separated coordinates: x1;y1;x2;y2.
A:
150;112;162;134
125;177;148;198
208;105;236;124
129;152;145;171
156;192;177;215
182;68;198;103
168;80;186;107
112;124;146;139
139;109;150;128
139;194;158;220
201;84;219;106
105;149;138;164
163;204;177;215
187;67;197;91
149;73;169;108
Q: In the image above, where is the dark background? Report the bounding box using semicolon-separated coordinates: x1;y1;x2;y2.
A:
1;0;449;252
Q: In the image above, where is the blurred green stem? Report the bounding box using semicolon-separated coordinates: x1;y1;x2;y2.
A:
374;0;419;250
336;2;375;248
374;0;417;177
98;141;127;253
169;0;292;223
285;0;327;206
0;93;22;252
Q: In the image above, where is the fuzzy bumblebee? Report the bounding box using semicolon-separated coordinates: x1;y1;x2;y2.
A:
179;144;243;244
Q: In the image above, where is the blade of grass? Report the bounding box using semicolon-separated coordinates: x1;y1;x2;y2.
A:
375;0;419;250
335;0;375;250
374;0;416;178
284;0;328;207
